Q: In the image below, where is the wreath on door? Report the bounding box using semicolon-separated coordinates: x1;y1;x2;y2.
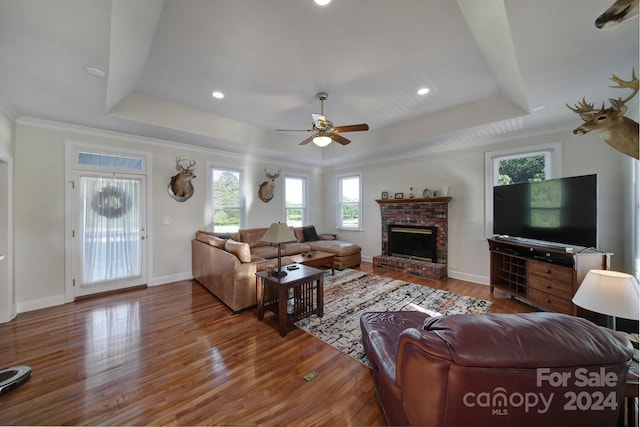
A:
91;186;132;218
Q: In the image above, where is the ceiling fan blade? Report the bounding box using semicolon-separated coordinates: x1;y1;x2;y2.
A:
299;135;315;145
332;133;351;145
312;114;328;129
334;123;369;133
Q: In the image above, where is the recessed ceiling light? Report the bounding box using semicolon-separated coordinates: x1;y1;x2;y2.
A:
417;87;430;95
314;0;331;5
84;66;105;78
212;91;224;99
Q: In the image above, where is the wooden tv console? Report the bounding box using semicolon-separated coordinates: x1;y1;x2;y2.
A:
488;238;610;315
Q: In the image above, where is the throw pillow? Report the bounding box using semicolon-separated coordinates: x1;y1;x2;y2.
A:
225;239;252;263
303;225;319;242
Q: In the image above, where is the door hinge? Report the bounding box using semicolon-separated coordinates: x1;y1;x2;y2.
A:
73;278;75;287
72;229;75;238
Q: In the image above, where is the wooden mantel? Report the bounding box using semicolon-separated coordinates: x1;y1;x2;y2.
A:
375;196;452;205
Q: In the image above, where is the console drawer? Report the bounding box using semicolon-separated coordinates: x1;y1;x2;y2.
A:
528;288;573;314
528;261;573;284
528;276;572;300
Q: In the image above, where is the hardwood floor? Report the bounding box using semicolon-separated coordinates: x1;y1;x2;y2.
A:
0;263;535;426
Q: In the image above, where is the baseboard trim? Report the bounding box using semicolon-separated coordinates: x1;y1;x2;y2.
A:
17;294;66;314
148;272;193;286
448;270;489;286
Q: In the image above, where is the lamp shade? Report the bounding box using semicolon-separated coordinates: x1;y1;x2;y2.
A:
572;270;640;320
261;222;296;244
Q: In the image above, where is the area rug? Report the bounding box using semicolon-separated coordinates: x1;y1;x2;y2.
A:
294;269;492;367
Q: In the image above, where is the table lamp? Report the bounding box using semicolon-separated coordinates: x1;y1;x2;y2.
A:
572;269;640;330
262;222;296;277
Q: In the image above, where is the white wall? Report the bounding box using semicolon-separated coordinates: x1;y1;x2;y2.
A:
322;127;633;284
13;119;321;312
10;117;635;314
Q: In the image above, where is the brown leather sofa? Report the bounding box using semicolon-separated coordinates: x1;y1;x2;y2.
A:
191;226;361;311
360;311;633;427
191;231;289;312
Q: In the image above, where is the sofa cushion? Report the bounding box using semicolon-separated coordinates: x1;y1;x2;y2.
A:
282;242;312;255
306;239;361;256
251;245;280;259
224;239;252;263
302;225;319;242
239;228;270;248
293;227;305;242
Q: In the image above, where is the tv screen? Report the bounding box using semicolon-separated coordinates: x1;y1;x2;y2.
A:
493;174;597;248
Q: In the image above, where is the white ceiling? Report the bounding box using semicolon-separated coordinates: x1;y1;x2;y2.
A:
0;0;637;167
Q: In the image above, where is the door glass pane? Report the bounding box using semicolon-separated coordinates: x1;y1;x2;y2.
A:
80;176;141;285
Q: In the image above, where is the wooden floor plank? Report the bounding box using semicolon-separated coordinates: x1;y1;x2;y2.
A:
0;263;534;425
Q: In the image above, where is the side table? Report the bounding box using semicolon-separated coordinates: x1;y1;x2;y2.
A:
256;264;325;337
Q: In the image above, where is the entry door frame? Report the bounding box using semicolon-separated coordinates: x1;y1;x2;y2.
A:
0;148;14;322
64;142;153;303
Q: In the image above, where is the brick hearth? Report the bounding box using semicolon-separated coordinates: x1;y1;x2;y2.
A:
373;197;452;281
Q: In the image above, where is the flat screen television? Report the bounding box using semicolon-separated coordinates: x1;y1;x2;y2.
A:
493;174;597;248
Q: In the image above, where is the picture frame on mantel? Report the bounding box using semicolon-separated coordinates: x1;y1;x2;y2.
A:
394;192;404;199
381;191;389;199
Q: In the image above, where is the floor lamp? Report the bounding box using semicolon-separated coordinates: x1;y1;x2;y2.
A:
572;270;640;330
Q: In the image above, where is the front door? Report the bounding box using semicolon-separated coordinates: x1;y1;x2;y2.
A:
73;173;147;297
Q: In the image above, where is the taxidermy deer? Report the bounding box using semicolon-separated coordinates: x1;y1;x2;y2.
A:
566;69;639;160
169;157;196;199
258;168;281;203
595;0;639;28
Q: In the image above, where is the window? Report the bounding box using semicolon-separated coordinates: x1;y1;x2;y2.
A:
338;174;362;230
212;168;242;233
284;175;306;227
78;151;144;171
484;143;561;237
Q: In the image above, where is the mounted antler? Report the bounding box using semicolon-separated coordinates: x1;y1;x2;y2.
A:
566;69;639;160
258;168;281;203
609;69;639;104
169;157;197;201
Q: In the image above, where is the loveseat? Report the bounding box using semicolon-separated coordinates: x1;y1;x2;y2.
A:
360;311;633;427
191;225;361;311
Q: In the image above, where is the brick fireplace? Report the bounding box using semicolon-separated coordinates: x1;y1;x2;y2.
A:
373;197;452;280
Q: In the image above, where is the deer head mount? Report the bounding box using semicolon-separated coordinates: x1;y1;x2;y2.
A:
258;168;281;203
168;157;196;202
566;69;639;160
595;0;639;29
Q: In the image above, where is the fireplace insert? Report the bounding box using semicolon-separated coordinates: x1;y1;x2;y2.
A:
388;224;437;262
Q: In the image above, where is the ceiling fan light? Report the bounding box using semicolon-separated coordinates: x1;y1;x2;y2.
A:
314;0;331;5
313;135;332;147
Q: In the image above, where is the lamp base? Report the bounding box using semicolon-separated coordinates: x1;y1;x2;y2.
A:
271;270;288;277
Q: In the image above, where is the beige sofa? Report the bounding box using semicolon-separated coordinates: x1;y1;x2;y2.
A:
191;226;361;311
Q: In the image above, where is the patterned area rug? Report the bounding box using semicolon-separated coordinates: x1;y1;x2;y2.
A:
294;269;492;367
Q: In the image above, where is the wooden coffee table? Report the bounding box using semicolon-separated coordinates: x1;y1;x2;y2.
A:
289;251;335;275
256;264;325;337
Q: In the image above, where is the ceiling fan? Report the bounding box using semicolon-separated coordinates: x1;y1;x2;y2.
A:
277;92;369;146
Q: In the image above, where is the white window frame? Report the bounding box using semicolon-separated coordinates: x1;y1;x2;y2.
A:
283;174;307;227
484;142;562;238
337;173;363;231
209;165;244;233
